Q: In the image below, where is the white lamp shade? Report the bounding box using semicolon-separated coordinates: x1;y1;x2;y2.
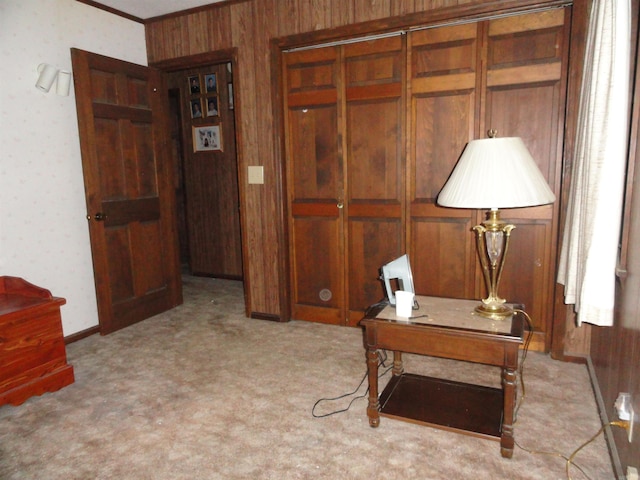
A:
36;63;58;92
437;137;556;209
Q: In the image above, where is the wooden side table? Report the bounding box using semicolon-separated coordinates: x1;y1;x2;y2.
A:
360;295;524;458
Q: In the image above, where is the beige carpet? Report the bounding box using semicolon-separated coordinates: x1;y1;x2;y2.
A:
0;276;614;479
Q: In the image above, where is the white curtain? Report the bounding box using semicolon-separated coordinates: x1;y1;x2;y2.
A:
557;0;631;327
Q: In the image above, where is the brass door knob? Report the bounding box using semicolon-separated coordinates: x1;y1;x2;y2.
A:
87;212;107;221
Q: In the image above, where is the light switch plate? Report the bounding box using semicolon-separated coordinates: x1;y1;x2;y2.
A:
248;166;264;184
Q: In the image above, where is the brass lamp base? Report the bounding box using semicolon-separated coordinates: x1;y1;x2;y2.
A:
473;209;516;321
474;301;514;319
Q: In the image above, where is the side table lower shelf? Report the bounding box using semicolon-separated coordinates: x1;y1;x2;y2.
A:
379;373;504;441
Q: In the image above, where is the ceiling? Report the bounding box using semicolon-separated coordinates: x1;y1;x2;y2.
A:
88;0;225;20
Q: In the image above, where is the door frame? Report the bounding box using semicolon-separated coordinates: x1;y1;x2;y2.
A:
150;48;250;317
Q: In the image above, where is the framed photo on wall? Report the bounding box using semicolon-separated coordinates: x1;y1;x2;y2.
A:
188;75;201;94
193;125;223;152
206;96;219;117
190;99;203;119
204;73;217;93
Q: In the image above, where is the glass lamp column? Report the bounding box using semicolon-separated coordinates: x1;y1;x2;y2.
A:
473;208;515;318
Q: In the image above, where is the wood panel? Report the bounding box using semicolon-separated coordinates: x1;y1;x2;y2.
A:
483;8;567;349
409;23;478;300
407;9;569;351
285;47;344;324
591;2;640;471
285;36;406;326
345;36;405;324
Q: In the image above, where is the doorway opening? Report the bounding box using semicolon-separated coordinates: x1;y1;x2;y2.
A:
156;51;244;285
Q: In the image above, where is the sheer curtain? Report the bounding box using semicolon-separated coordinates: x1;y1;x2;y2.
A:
557;0;631;326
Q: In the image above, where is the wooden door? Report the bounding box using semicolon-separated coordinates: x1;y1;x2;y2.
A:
284;47;345;325
408;23;479;300
284;37;405;326
409;8;570;350
71;48;182;335
482;9;568;350
344;37;405;325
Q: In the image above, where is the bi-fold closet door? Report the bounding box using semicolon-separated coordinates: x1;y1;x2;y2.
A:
284;36;405;326
408;9;568;350
284;7;569;349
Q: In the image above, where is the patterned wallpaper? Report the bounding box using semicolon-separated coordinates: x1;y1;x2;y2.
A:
0;0;147;335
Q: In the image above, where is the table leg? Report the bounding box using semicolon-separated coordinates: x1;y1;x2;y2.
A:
392;351;404;376
366;347;380;427
501;366;517;458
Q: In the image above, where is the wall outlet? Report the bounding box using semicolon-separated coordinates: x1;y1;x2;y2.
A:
627;466;638;480
614;392;634;442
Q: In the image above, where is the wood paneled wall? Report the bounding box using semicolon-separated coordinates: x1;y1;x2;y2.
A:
145;0;579;326
589;0;640;473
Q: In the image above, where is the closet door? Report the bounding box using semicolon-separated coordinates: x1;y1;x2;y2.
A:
408;8;569;350
408;24;479;299
285;47;345;325
284;37;405;326
482;9;568;349
344;37;405;325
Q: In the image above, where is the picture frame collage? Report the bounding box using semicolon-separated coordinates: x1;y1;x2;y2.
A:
189;72;223;152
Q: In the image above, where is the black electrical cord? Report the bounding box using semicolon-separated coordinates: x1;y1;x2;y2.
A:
311;350;392;418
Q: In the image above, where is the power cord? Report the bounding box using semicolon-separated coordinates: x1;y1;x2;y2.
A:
565;421;629;480
512;308;630;480
514;421;629;480
311;350;392;418
513;308;532;424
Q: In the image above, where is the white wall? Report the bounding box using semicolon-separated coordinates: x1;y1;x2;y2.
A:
0;0;148;335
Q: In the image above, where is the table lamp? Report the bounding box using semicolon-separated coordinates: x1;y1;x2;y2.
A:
437;131;556;319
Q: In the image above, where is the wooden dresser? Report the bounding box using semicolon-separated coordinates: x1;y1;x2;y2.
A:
0;276;74;406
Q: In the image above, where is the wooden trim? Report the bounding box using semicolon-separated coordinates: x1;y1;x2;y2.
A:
618;0;640;275
190;273;243;281
230;51;251;320
149;49;237;72
486;63;563;86
273;0;571;50
287;90;338;107
144;0;250;23
550;0;589;360
412;73;476;93
64;325;100;344
150;48;251;319
586;356;625;479
250;312;285;322
76;0;144;23
291;203;339;217
270;37;292;324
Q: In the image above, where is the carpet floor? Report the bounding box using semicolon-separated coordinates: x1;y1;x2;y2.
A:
0;276;614;479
